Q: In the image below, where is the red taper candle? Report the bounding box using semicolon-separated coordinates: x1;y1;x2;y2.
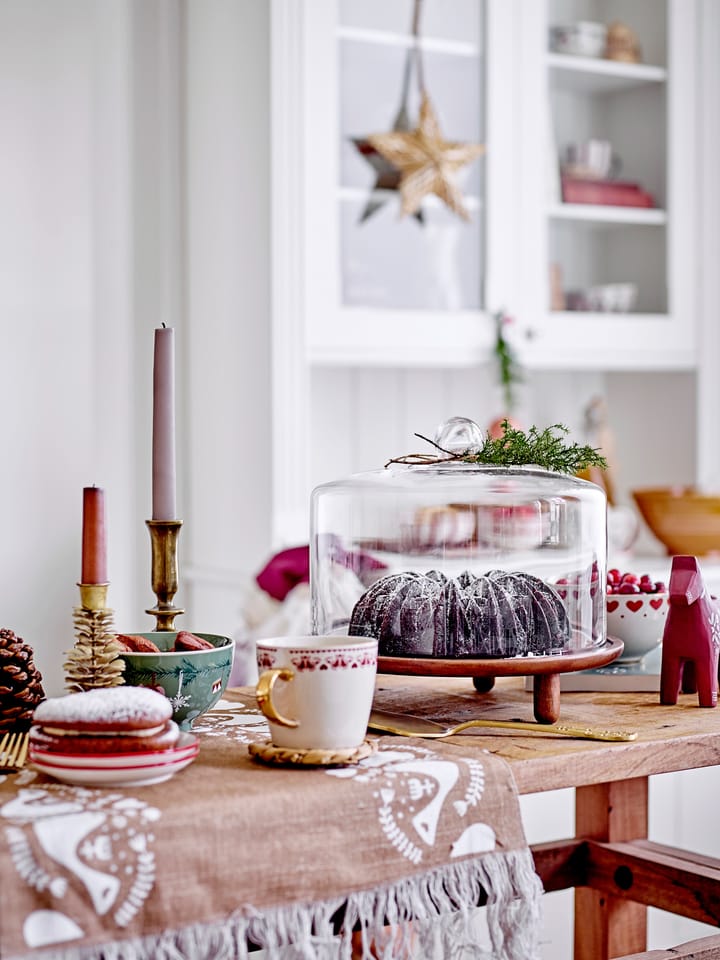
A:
81;486;108;584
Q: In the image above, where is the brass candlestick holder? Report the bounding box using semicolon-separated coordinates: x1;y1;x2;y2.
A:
64;583;126;692
145;519;185;631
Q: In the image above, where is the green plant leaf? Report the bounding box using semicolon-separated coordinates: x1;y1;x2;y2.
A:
389;421;608;475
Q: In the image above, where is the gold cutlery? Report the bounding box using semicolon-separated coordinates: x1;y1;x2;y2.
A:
368;709;637;742
0;730;30;770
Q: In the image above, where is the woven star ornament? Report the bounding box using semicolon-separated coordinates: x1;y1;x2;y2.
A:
367;93;485;221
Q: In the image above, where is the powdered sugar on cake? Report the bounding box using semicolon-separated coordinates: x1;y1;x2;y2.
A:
349;568;571;658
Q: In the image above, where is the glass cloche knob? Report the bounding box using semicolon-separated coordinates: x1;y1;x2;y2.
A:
433;417;484;453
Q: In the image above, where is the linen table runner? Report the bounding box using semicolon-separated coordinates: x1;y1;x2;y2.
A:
0;689;542;960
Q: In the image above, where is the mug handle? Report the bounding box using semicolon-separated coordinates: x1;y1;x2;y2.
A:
256;667;299;728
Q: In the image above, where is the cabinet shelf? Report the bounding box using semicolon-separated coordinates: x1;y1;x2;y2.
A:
547;52;667;94
338;185;482;213
337;25;479;59
549;203;667;226
550;310;667;322
309;308;492;368
521;312;695;371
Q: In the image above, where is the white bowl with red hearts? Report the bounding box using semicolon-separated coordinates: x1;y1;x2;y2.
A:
606;571;669;662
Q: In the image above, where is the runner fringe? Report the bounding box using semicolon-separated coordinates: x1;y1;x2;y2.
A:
15;849;542;960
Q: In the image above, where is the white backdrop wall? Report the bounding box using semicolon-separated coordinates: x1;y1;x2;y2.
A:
182;0;273;634
0;0;273;695
0;0;143;696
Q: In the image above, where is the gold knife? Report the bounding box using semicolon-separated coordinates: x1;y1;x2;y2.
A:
368;708;637;742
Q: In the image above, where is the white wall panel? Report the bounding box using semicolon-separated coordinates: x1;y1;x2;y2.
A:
0;0;139;695
310;368;356;495
183;0;272;634
351;369;404;472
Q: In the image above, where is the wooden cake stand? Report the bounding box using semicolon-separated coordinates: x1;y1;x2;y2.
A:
377;637;624;724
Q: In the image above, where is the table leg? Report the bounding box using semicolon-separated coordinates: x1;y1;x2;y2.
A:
574;777;649;960
533;673;560;723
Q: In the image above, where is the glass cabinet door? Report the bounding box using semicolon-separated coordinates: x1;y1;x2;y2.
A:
337;0;486;312
512;0;697;370
546;0;668;318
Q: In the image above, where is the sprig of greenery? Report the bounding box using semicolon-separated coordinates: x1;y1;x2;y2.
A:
389;422;607;475
493;310;523;412
465;421;607;474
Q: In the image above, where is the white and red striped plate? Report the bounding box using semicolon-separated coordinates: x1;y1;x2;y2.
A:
29;732;199;786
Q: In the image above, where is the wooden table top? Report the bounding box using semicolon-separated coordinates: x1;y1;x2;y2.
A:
371;674;720;795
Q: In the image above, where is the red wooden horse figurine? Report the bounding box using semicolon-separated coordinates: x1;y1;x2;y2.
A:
660;555;720;707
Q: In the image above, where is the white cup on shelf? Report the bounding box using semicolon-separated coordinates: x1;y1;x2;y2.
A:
550;21;607;58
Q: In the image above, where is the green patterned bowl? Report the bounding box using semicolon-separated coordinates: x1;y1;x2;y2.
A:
118;632;234;731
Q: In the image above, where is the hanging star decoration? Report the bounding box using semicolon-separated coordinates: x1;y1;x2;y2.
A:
367;92;485;221
351;43;424;224
351;118;424;225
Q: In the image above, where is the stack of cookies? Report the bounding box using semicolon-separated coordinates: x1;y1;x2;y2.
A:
28;687;199;786
31;686;177;755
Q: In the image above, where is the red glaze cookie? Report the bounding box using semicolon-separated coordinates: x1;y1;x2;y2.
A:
33;686;172;733
30;719;180;756
174;631;215;651
116;633;162;653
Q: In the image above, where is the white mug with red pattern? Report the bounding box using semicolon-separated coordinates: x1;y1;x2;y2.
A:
255;635;378;750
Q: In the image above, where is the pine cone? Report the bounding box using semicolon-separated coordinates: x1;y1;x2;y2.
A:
0;628;46;732
64;607;125;693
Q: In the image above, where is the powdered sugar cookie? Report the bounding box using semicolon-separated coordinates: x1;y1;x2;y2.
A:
33;686;172;733
30;719;180;756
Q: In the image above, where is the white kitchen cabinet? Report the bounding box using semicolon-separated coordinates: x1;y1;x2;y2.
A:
274;0;698;371
271;0;707;545
514;0;699;371
286;0;498;369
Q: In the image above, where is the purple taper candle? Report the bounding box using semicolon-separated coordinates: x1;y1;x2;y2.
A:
152;325;176;520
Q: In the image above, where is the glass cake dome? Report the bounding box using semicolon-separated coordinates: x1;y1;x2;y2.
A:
310;418;607;659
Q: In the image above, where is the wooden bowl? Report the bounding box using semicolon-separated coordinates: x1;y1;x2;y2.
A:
632;487;720;556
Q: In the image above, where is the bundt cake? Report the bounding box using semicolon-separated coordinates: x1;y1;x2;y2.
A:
348;569;571;658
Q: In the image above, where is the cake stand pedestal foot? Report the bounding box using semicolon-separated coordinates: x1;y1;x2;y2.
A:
472;676;496;694
534;673;560;724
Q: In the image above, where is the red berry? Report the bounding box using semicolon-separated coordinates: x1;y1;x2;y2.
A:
608;569;621;584
621;573;639;585
654;582;666;594
618;582;641;594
